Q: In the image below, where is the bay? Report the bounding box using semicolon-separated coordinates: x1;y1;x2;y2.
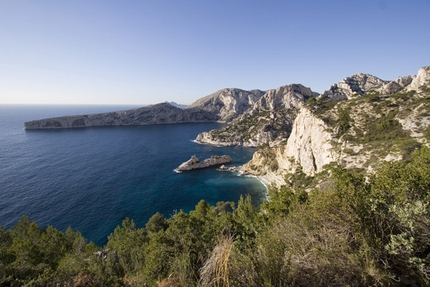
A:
0;105;266;245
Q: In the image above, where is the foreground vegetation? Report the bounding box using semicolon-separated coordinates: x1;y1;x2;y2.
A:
1;146;430;286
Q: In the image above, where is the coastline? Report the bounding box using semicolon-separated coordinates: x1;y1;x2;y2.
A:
234;169;270;200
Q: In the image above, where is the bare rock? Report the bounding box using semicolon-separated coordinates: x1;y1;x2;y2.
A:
186;88;265;122
321;73;388;101
176;155;232;171
379;76;414;94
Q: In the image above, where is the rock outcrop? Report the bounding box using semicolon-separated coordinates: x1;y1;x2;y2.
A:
407;66;430;91
24;103;218;130
176;155;232;171
379;76;414;94
320;73;388;102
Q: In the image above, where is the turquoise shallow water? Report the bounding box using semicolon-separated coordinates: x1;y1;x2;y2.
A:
0;105;266;245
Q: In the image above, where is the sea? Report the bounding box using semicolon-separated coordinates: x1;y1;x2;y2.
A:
0;104;267;246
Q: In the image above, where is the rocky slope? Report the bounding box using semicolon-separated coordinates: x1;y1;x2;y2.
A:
185;88;265;122
24;103;217;129
195;84;318;147
242;65;430;186
320;73;388;102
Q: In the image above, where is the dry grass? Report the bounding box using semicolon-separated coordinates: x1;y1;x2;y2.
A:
200;235;234;287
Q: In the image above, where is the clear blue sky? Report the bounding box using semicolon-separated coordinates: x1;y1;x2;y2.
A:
1;0;429;105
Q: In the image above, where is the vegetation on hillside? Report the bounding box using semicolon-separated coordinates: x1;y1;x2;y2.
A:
1;146;429;286
203;108;297;145
307;88;430;165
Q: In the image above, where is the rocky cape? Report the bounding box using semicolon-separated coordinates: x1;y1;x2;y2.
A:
176;155;232;171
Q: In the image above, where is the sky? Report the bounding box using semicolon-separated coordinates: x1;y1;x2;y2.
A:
1;0;429;105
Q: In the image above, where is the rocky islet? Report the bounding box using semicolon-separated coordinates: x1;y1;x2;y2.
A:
176;155;232;171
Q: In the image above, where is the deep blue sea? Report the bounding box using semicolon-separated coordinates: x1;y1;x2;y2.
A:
0;105;266;245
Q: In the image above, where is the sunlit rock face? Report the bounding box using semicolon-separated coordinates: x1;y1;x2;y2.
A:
186;88;265;122
320;73;388;102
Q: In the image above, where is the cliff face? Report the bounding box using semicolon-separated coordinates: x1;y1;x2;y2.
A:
24;103;218;129
241;108;336;185
195;84;318;147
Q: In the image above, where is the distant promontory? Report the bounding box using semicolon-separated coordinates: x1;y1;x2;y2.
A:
24;103;218;130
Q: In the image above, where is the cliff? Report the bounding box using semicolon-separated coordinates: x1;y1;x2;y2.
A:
241;108;336;185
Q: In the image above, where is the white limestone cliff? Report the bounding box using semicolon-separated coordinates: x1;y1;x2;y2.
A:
241;108;336;185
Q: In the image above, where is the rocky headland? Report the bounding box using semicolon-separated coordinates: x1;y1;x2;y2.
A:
176;155;232;171
24;88;266;130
